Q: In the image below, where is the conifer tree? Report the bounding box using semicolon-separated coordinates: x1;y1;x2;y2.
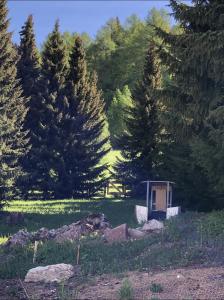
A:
18;15;40;100
32;21;68;198
62;37;109;198
115;42;161;196
0;0;29;204
156;0;224;210
17;15;40;195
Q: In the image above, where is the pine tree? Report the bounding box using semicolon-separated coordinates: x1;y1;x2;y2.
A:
61;36;109;198
18;15;40;99
0;0;29;205
32;20;68;198
156;0;224;210
115;42;161;196
191;96;224;205
17;15;40;196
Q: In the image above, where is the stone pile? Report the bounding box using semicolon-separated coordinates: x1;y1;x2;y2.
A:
4;213;110;248
4;214;164;247
103;219;164;243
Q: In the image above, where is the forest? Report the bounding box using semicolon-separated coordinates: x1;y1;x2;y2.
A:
0;0;224;212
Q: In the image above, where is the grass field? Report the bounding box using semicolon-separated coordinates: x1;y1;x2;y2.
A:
0;198;224;280
0;198;144;239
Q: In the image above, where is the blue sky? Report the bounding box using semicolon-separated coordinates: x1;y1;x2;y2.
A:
8;1;171;47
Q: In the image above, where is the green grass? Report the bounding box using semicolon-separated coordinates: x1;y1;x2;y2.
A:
101;149;121;168
0;209;224;279
1;197;224;280
118;279;134;300
0;198;144;238
150;283;163;293
0;236;8;244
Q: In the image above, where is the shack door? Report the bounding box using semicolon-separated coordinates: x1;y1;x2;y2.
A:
152;186;167;211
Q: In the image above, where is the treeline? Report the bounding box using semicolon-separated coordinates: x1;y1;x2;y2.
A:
0;0;109;204
61;9;178;143
0;0;224;211
61;9;174;104
115;0;224;211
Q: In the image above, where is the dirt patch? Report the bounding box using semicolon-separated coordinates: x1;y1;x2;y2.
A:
77;266;224;300
0;266;224;299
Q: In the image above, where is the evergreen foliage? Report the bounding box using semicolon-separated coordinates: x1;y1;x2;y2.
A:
17;15;41;196
62;37;109;198
32;20;68;198
87;9;172;106
1;0;224;211
18;15;40;99
108;85;132;148
115;42;161;195
0;0;29;204
156;0;224;210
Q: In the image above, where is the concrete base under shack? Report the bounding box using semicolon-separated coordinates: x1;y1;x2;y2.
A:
135;205;181;224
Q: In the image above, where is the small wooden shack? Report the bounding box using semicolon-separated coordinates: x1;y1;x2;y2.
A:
144;180;174;213
135;180;180;223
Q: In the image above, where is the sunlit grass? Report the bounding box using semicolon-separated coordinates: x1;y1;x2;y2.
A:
3;199;99;214
0;236;8;244
0;198;143;241
102;149;121;166
101;149;122;176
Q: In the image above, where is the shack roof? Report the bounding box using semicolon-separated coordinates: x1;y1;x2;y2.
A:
141;181;175;186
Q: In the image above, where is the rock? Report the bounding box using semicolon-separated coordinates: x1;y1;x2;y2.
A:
34;227;55;241
54;224;82;243
104;224;128;243
55;214;110;243
141;219;164;232
86;213;109;230
24;263;74;283
128;228;146;239
3;213;111;247
5;229;33;248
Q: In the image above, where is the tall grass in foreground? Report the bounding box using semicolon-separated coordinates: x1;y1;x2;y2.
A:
0;210;224;279
118;279;134;300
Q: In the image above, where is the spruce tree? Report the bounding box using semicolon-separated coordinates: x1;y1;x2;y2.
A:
62;36;109;198
32;20;68;198
115;42;161;196
17;15;40;196
18;15;40;100
156;0;224;210
0;0;29;204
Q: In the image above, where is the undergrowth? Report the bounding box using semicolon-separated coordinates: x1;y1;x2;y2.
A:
0;200;224;278
118;279;134;300
0;210;224;279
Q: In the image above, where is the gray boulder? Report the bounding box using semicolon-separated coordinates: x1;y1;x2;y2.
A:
54;223;82;243
24;263;74;283
5;229;33;248
141;219;164;232
34;227;55;241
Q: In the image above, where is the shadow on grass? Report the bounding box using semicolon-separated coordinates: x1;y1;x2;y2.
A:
0;198;144;237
